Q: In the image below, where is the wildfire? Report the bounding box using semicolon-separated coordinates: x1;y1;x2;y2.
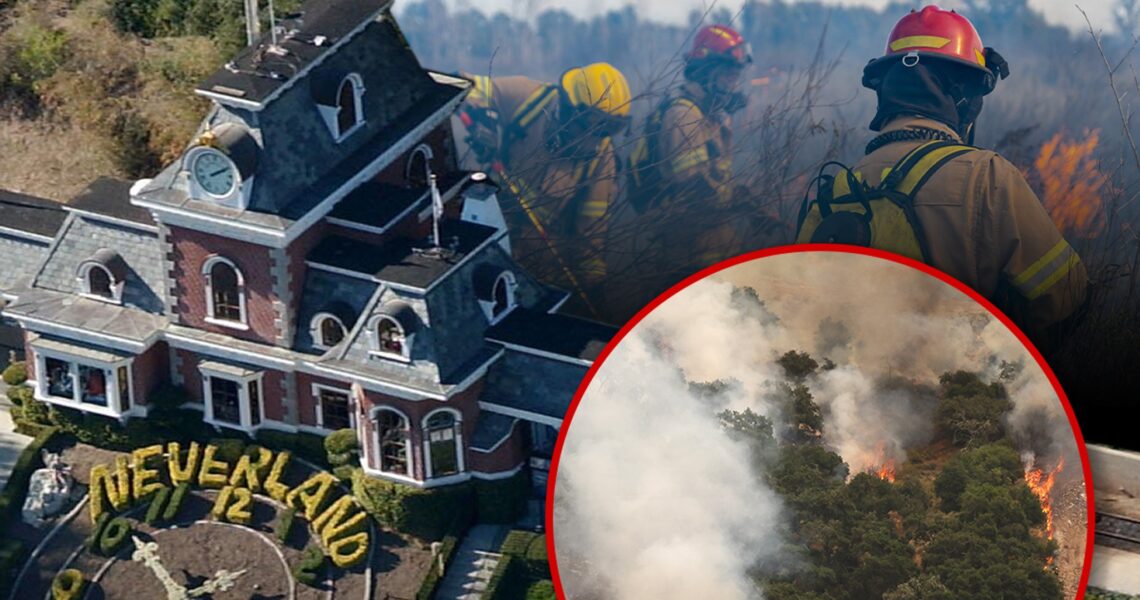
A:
1027;130;1108;238
1024;457;1065;540
866;441;897;482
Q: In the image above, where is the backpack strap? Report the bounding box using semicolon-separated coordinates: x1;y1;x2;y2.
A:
501;85;560;164
877;140;976;262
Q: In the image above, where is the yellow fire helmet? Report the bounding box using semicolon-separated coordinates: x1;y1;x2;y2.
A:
560;62;632;118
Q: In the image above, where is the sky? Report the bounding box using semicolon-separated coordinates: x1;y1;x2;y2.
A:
401;0;1122;33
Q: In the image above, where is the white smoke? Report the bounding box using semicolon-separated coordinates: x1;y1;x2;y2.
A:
554;251;1082;598
554;327;782;600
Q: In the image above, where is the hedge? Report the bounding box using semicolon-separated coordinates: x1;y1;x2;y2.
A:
1087;590;1140;600
293;544;325;588
0;426;60;532
482;554;520;599
163;483;190;521
99;516;131;556
525;580;556;600
256;429;328;467
414;535;459;600
351;469;474;541
499;530;549;579
0;538;26;600
1;361;27;385
274;507;296;545
6;383;32;406
144;486;172;525
474;471;530;524
51;568;85;600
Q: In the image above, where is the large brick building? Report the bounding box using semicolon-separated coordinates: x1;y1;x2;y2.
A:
0;0;612;491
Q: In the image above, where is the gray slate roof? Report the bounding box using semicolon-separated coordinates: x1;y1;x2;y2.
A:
69;177;153;226
480;350;588;421
292;268;378;355
470;412;518;452
6;288;166;343
0;232;51;294
196;0;394;105
0;189;67;238
486;308;615;362
33;214;167;315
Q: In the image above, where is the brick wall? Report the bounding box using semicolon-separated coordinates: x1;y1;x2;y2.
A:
167;226;277;344
467;420;527;474
131;341;170;406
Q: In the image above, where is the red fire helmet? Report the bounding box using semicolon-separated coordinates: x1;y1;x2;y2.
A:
871;5;988;73
686;24;753;69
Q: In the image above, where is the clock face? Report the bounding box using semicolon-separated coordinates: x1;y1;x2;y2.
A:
192;150;237;197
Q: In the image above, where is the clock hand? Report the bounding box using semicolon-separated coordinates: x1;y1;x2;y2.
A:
131;536;191;600
209;168;229;177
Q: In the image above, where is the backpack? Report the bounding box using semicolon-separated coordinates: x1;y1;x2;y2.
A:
627;96;702;214
795;140;976;263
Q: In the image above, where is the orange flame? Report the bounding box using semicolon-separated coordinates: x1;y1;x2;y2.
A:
1024;457;1064;541
1028;130;1108;238
867;441;897;482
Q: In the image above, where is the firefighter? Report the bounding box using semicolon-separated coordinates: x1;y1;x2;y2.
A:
460;63;632;319
613;24;760;319
797;6;1088;342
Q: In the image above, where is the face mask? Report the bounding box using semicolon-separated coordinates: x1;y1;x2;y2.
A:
956;95;984;141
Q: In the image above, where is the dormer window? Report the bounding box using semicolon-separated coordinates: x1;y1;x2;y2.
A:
203;256;247;329
310;312;347;350
315;73;366;141
77;249;127;304
492;272;516;319
474;265;517;322
378;317;405;355
87;265;113;298
368;302;417;362
406;145;434;188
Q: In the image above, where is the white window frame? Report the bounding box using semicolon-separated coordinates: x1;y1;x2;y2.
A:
422;408;465;480
311;383;355;431
371;406;415;482
368;315;412;362
317;73;366;142
405;144;434;187
34;349;135;419
202;255;249;331
76;262;124;305
201;366;265;433
309;312;347;350
479;270;518;323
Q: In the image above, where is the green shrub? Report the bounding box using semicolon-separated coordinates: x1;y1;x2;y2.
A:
144;486;172;525
99;517;131;556
526;580;556;600
500;531;550;579
0;427;59;531
163;483;190;522
482;554;518;599
16;395;51;425
293;544;325;588
6;383;32;406
207;438;247;463
0;538;26;599
352;470;473;541
274;507;295;545
85;513;111;553
14;419;53;438
415;535;458;600
256;429;327;467
475;471;530;524
1;361;27;385
332;465;355;482
324;428;359;455
51;568;85;600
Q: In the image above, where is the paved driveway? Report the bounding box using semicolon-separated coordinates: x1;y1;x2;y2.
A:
0;382;33;492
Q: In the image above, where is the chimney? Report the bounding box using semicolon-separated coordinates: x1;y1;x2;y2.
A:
460;173;510;254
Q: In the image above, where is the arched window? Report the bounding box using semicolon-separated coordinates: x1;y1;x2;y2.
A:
405;145;433;188
375;409;409;476
424;410;462;478
204;257;245;324
377;317;405;356
336;74;365;138
86;265;114;299
311;313;346;349
491;272;516;318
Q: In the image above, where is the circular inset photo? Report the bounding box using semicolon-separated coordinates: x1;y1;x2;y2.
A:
549;247;1093;600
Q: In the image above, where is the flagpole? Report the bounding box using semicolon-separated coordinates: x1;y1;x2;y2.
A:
430;172;442;248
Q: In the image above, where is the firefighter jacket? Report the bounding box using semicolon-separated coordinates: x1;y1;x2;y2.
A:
657;81;735;208
835;115;1088;334
483;76;620;314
